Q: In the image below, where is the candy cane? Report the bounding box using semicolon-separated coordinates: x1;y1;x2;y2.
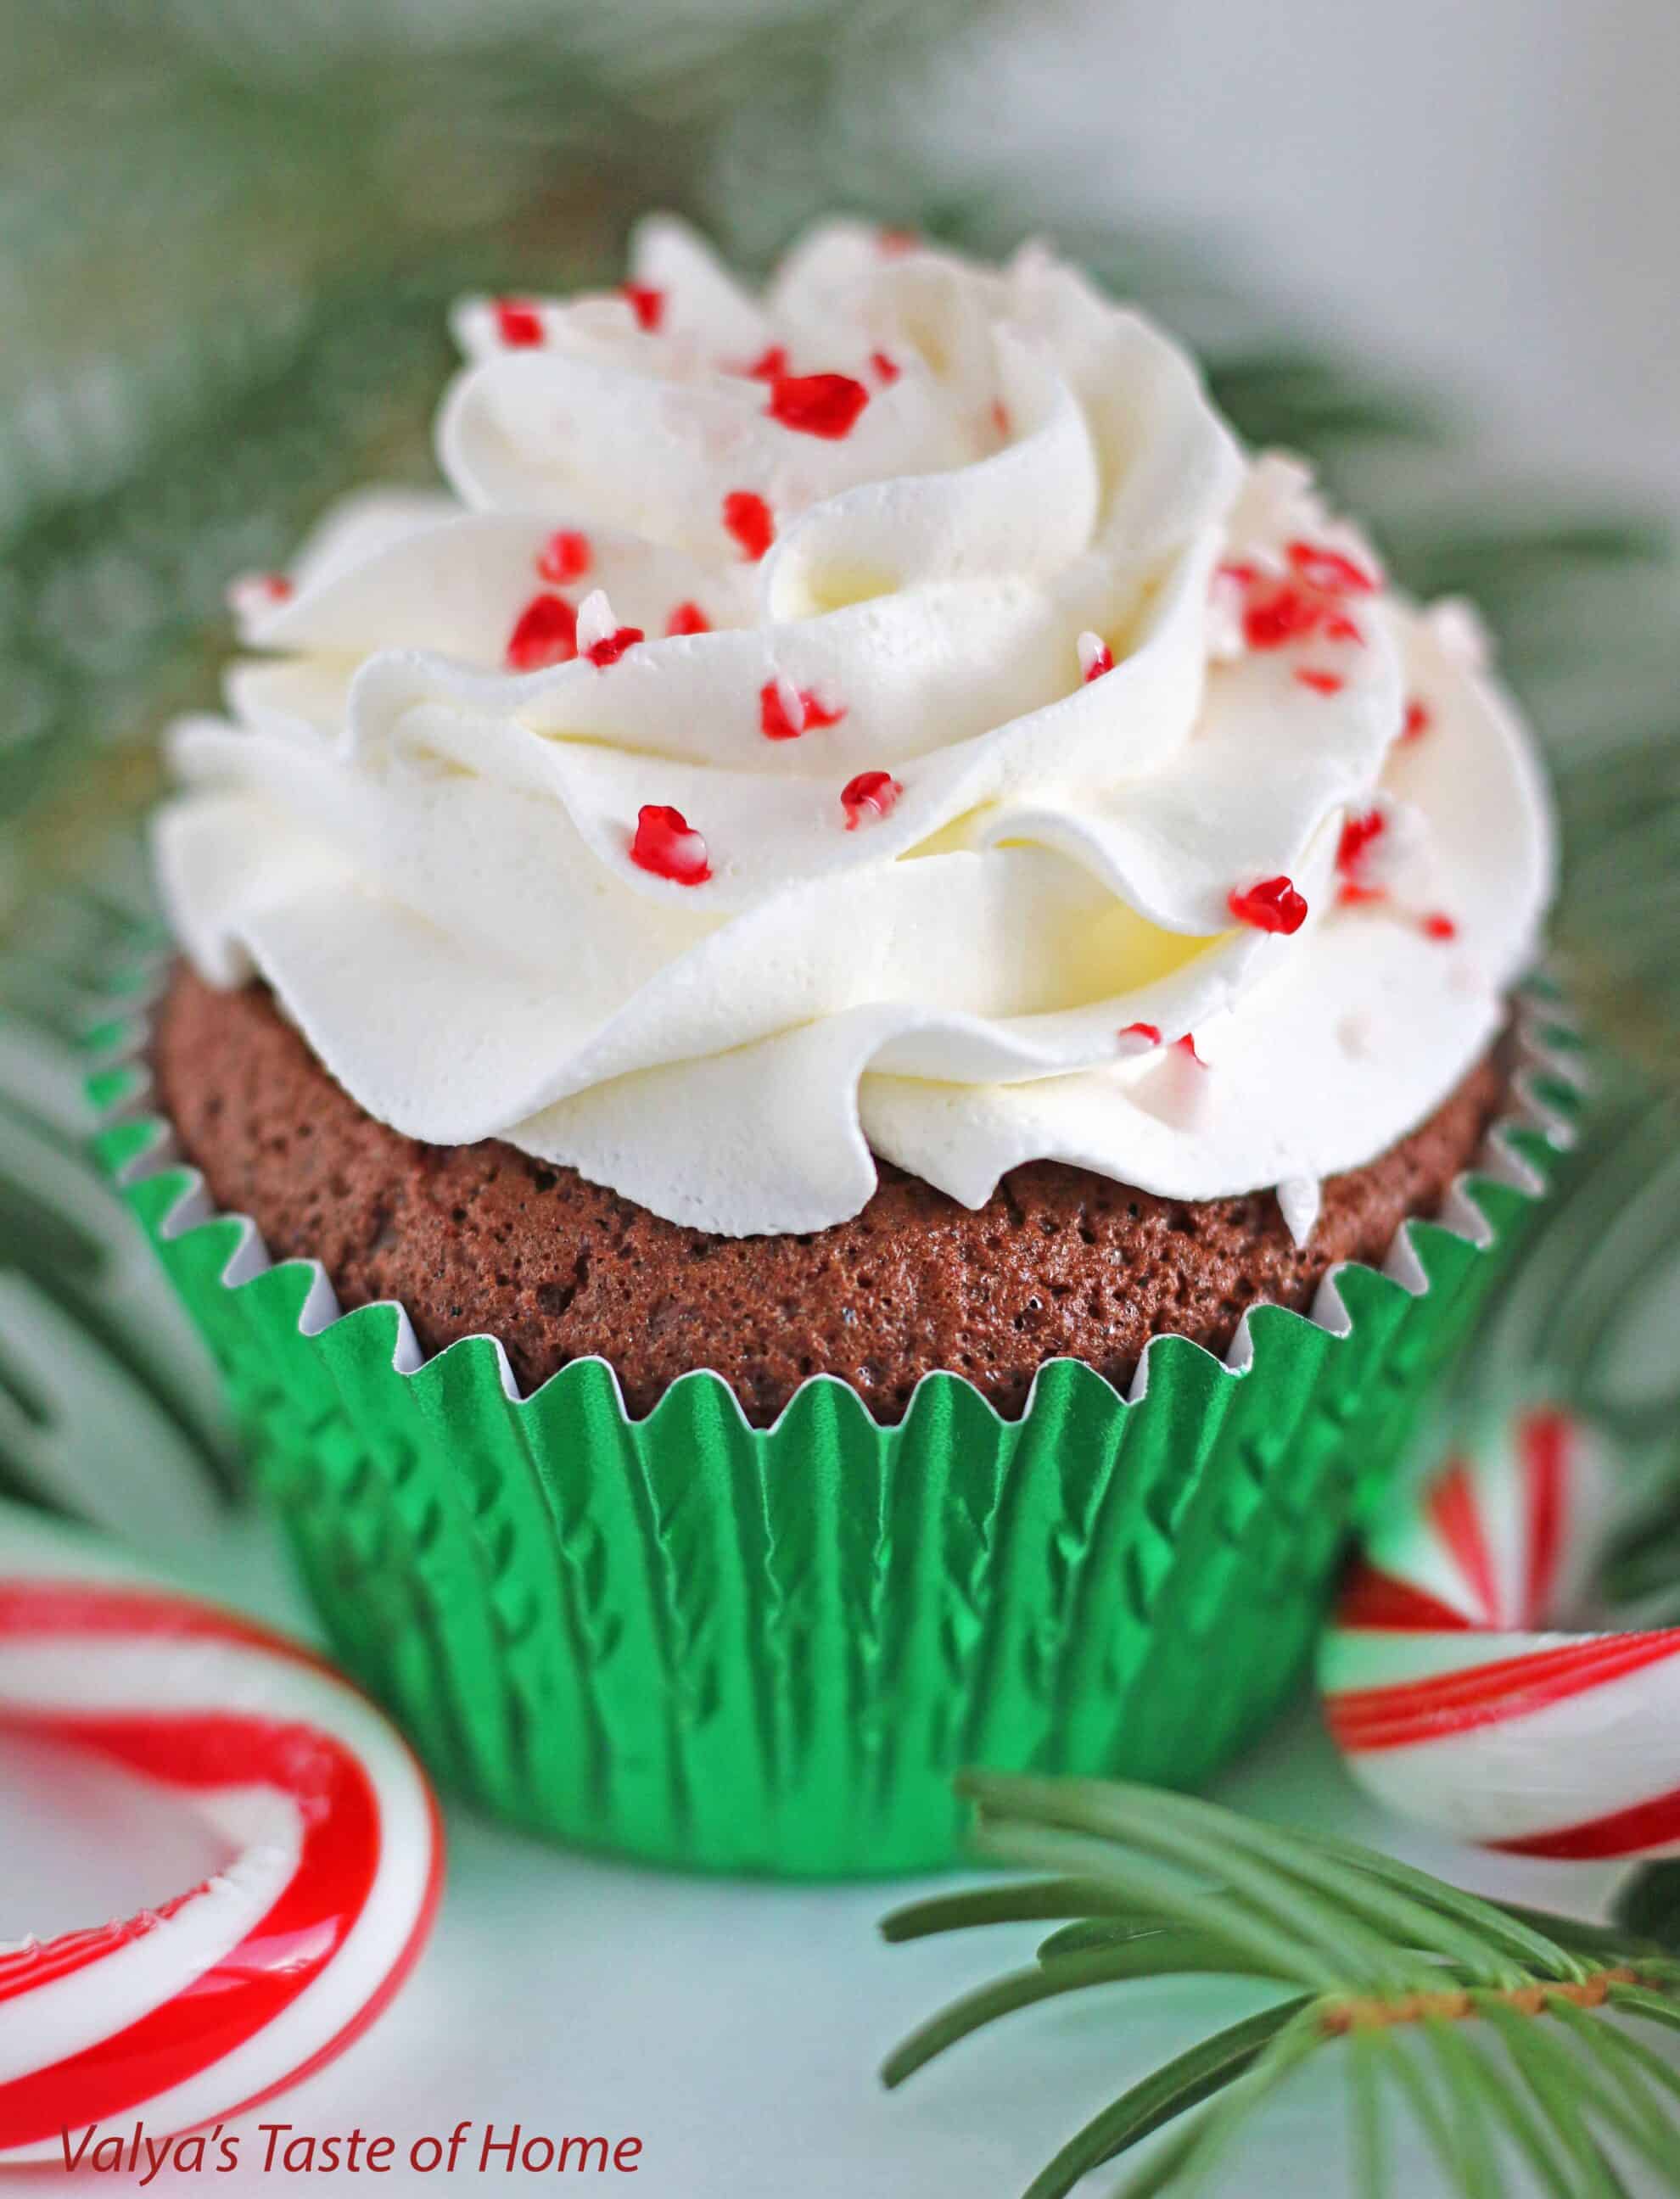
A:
0;1504;443;2164
1319;1406;1680;1860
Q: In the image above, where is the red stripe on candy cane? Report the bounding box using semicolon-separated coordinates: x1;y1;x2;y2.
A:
1426;1463;1501;1625
1520;1407;1571;1627
1325;1631;1680;1754
1336;1563;1477;1634
0;1580;343;1675
1490;1781;1680;1862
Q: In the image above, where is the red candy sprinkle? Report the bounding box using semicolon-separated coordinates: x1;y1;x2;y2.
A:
745;345;789;381
1242;580;1325;651
494;299;544;347
228;571;293;607
1117;1021;1162;1055
1175;1033;1207;1066
1338;881;1387;908
1228;876;1309;935
1422;911;1458;941
1081;635;1115;683
1296;667;1344;696
767;372;871;440
1228;557;1374;653
537;529;591;585
991;399;1011;440
841;770;902;828
622;283;665;333
1286;539;1380;595
760;679;846;741
723;491;775;562
1337;808;1386;875
1403;697;1432;741
585;625;645;669
630;804;710;885
665;601;710;635
505;593;578;669
870;350;900;385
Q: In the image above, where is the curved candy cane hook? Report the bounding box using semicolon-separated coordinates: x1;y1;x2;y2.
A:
0;1505;443;2164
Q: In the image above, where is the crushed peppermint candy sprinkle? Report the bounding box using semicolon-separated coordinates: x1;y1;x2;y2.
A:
1296;667;1344;696
621;283;665;333
1338;881;1388;908
1228;876;1309;935
870;350;901;385
745;344;789;380
1285;539;1380;595
723;490;775;561
767;372;871;439
585;626;644;668
1078;631;1115;683
990;398;1011;440
1175;1033;1207;1067
1219;562;1370;653
493;299;544;347
536;529;591;585
1422;911;1459;941
1336;808;1386;875
761;675;846;741
630;804;710;885
1241;579;1328;651
576;588;641;666
505;592;578;669
1403;697;1433;741
227;571;293;610
665;601;710;635
1116;1021;1162;1056
841;770;902;828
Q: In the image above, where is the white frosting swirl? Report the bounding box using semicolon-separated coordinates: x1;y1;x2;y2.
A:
156;218;1554;1239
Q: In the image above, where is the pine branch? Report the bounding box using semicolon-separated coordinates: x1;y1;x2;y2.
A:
882;1771;1680;2199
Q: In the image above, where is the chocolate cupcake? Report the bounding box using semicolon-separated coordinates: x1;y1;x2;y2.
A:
108;217;1565;1873
153;965;1513;1427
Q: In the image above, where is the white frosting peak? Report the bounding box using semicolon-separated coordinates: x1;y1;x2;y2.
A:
157;219;1553;1238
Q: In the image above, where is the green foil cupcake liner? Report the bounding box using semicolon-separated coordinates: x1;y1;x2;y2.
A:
86;985;1582;1877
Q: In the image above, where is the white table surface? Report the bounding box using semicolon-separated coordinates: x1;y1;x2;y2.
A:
3;1509;1673;2198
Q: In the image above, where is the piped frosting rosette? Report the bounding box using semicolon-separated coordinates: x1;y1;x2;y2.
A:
157;219;1553;1238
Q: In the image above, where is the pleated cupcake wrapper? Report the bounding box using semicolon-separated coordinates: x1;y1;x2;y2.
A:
83;981;1583;1877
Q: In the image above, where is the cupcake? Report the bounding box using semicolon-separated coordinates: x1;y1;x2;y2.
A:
107;217;1565;1875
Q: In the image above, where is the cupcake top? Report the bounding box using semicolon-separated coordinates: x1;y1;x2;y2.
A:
157;217;1553;1240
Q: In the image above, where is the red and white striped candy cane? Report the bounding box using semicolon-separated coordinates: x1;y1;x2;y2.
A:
1320;1405;1680;1860
0;1504;443;2164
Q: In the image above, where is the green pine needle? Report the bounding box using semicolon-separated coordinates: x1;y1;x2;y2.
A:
1016;2001;1313;2199
881;1772;1680;2199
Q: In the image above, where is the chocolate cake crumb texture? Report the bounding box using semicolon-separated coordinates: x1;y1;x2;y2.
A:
155;967;1510;1428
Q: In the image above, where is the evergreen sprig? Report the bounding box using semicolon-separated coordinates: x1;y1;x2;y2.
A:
882;1771;1680;2199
